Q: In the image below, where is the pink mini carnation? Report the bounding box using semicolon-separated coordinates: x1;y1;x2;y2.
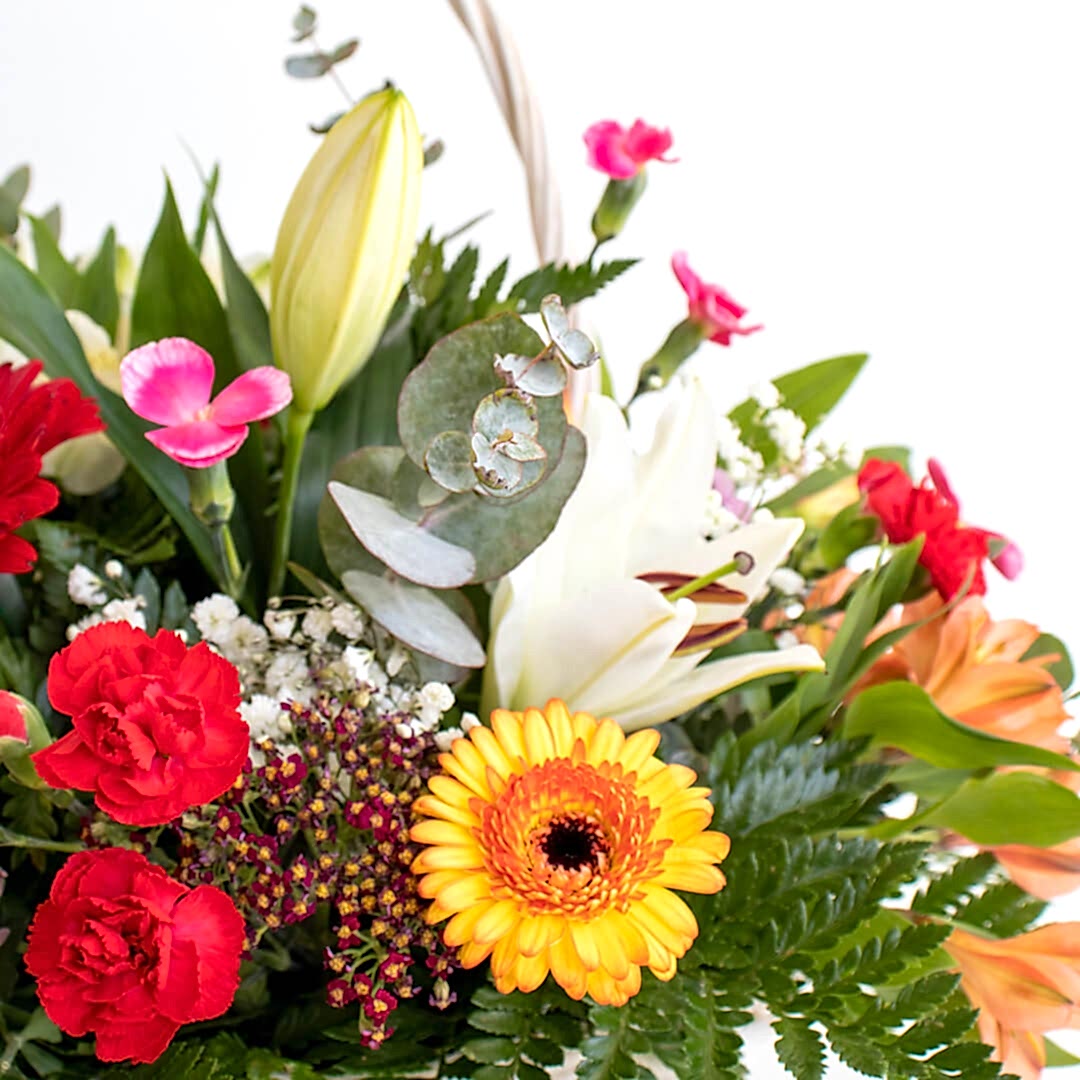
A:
672;252;763;345
120;338;292;468
584;119;675;179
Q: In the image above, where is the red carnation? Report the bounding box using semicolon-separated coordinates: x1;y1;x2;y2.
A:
25;847;244;1064
857;457;1022;599
0;360;104;573
33;622;248;826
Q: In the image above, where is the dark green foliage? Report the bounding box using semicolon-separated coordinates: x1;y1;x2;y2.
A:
456;982;586;1080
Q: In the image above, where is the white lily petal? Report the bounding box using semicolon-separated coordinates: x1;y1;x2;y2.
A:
610;645;826;733
516;582;694;711
523;393;635;603
628;378;716;568
481;569;534;720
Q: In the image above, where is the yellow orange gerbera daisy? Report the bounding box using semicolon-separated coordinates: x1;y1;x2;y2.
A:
409;699;730;1006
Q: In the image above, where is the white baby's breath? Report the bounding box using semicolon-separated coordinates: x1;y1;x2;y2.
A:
191;594;240;645
67;564;106;607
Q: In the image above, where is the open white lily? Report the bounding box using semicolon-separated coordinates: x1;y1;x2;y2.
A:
481;379;824;731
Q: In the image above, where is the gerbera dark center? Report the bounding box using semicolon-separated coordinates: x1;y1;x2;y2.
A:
540;816;608;871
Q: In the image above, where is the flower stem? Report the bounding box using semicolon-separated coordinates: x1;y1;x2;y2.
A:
269;407;314;598
187;463;245;601
211;521;245;600
632;318;707;402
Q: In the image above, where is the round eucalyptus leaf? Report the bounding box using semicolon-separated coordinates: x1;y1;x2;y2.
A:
494;350;567;397
425;430;476;494
472;433;523;492
540;294;600;369
399;314;566;479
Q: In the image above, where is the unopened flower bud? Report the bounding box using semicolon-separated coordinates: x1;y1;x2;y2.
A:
270;88;423;414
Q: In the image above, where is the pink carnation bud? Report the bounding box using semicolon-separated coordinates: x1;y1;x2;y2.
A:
0;691;27;744
672;252;763;345
584;119;676;180
120;338;292;468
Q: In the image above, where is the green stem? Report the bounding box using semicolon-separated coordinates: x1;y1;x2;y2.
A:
0;825;85;853
666;558;744;602
210;520;244;601
269;407;314;598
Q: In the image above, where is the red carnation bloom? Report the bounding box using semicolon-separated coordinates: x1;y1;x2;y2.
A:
0;360;104;573
25;847;244;1064
33;622;248;826
857;457;1021;599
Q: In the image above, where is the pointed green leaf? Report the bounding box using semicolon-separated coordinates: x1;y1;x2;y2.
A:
731;354;869;435
924;772;1080;846
844;682;1080;772
71;226;119;337
0;164;30;235
1023;632;1074;691
29;214;79;307
212;211;272;372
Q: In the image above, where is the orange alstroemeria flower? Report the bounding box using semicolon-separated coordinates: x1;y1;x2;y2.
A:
859;591;1070;753
798;575;1070;753
796;575;1078;897
945;923;1080;1080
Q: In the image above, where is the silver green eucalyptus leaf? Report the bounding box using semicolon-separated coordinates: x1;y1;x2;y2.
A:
424;430;476;494
473;387;538;442
540;293;600;369
328;482;475;588
498;432;545;463
494;350;567;397
472;433;523;491
341;570;486;668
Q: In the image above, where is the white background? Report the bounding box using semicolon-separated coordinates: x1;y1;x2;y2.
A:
3;2;1080;1076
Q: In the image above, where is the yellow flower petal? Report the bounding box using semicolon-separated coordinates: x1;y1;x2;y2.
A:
524;706;557;763
443;902;491;947
473;899;523;946
516;914;566;958
412;845;486;872
409;819;477;847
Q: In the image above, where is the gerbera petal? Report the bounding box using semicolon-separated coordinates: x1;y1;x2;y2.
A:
489;709;527;762
145;420;247;469
618;728;662;775
543;698;576;756
209;367;292;425
590;914;631;980
510;949;551;993
586;717;627;769
120;338;215;425
427;774;480;810
409;819;476;847
523;706;557;763
473;899;523;946
516;914;566;958
550;930;589;1000
569;919;602;972
443;902;493;947
468;725;517;780
434;873;492;913
411;795;480;828
412;845;486;872
653;862;728;893
457;940;495;969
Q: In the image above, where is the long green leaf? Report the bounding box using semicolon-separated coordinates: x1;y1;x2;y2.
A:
28;214;79;307
0;245;218;579
211;210;273;373
924;772;1080;847
72;226;120;336
844;682;1080;772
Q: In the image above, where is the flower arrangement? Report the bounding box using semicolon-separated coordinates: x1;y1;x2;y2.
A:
1;8;1079;1080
